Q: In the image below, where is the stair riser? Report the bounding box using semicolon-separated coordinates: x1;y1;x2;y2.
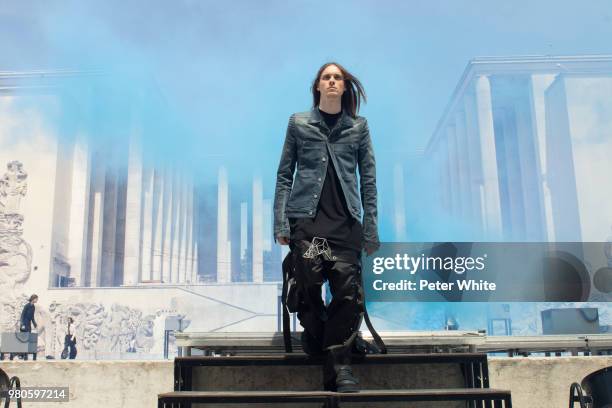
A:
188;402;466;408
190;363;467;391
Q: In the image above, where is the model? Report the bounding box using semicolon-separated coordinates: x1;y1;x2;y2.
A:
273;62;380;393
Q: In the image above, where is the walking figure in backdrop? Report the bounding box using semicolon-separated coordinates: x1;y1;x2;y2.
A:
61;317;77;360
19;294;38;333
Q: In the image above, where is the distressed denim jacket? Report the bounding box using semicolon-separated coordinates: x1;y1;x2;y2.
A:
273;108;380;250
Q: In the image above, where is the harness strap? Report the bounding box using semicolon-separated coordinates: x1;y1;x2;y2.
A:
363;308;387;354
281;252;293;353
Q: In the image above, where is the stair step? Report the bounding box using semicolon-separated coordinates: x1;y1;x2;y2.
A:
174;353;489;392
175;352;488;366
158;388;512;407
159;390;329;405
176;331;485;356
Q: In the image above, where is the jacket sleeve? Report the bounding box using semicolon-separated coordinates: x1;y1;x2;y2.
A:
273;115;297;240
358;118;380;250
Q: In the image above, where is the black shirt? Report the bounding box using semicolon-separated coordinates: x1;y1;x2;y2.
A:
20;303;36;328
289;109;363;251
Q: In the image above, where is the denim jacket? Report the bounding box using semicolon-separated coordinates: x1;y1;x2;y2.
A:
273;108;380;250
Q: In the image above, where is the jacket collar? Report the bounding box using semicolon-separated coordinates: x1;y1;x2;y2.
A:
308;107;355;130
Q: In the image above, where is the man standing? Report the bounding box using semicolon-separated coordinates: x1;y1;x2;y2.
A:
274;62;380;392
19;294;38;333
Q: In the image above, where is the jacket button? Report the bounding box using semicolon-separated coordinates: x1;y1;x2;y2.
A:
314;194;318;198
317;177;322;182
322;157;326;162
308;210;313;215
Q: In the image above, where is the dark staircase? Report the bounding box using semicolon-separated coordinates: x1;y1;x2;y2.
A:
158;352;512;407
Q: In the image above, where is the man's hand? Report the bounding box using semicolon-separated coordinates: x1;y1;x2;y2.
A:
277;236;290;245
363;243;378;256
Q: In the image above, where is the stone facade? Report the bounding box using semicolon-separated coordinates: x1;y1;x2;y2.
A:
0;74;280;359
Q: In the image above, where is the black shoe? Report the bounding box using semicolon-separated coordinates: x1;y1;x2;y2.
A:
301;331;325;357
335;365;359;393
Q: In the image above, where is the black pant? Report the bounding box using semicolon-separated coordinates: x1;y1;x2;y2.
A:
68;345;77;359
289;240;364;350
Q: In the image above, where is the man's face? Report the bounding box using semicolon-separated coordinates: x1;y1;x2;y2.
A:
317;65;345;99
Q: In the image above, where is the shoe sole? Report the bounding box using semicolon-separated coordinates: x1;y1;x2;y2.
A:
336;384;360;393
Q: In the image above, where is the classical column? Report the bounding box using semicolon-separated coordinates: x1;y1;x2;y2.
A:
446;124;459;218
516;76;545;241
152;169;164;282
190;184;198;284
88;155;106;287
178;174;188;283
240;202;248;280
531;74;557;241
191;183;201;283
191;241;198;284
184;176;194;283
463;90;484;231
123;133;143;286
100;163;118;287
475;75;502;237
67;140;91;286
252;175;263;283
435;143;450;213
171;172;182;283
162;168;174;283
454;111;472;222
393;162;407;241
217;167;231;283
140;167;154;281
263;198;272;253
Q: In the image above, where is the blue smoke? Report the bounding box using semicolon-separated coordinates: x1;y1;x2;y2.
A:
2;0;611;243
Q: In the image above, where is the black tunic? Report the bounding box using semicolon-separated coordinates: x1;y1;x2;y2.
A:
289;109;363;251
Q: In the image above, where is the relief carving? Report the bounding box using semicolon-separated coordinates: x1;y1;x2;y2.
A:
44;301;163;357
0;160;32;292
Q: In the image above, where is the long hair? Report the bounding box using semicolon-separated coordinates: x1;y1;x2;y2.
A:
311;62;367;118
